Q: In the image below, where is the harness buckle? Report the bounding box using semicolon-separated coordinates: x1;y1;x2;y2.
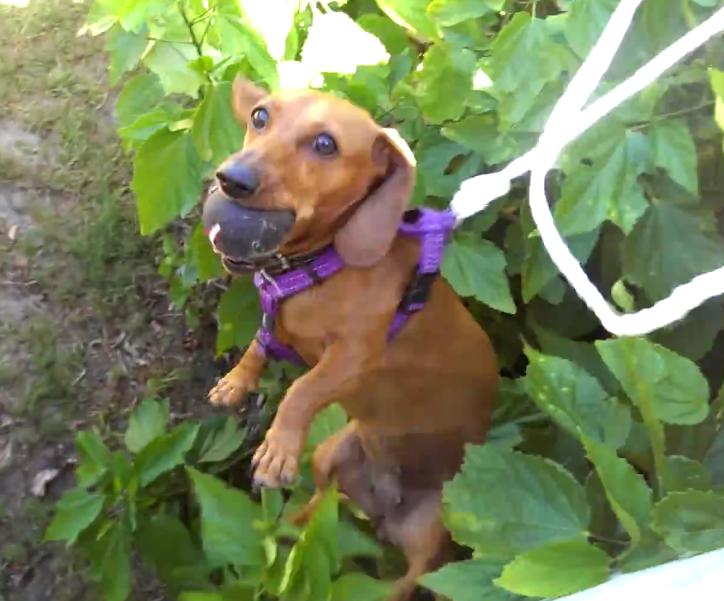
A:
399;271;437;313
259;269;283;295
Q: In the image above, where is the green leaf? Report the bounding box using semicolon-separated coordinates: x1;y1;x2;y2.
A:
564;0;618;58
90;520;132;601
131;129;203;235
143;40;204;97
191;82;244;164
357;14;409;55
115;73;165;130
216;15;279;88
623;202;724;301
75;430;113;487
307;403;348;450
555;129;650;235
190;223;223;281
596;338;709;426
442;115;536;165
134;422;199;486
427;0;503;27
495;539;609;597
375;0;438;40
652;491;724;554
442;233;515;314
124;398;169;453
421;558;515;601
331;573;392;601
215;277;261;355
649;120;698;194
45;488;105;544
197;416;246;463
662;456;711;492
443;445;590;558
337;519;383;560
106;24;148;85
186;467;265;567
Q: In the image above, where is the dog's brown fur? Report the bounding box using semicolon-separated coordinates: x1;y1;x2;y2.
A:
208;76;498;600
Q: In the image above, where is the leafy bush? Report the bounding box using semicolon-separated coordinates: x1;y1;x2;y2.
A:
49;0;724;599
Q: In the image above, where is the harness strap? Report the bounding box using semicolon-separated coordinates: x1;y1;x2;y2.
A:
252;208;455;366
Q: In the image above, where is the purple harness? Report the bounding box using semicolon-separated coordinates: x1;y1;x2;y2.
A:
252;208;456;366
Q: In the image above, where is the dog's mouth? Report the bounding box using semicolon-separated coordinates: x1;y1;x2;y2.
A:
202;186;295;274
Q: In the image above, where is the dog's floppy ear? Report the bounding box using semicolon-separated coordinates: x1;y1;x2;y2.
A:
334;128;416;267
232;75;267;124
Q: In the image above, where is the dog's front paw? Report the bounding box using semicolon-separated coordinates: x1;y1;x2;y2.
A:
208;371;255;406
251;427;303;488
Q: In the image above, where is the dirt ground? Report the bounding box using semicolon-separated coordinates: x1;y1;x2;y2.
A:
0;2;226;599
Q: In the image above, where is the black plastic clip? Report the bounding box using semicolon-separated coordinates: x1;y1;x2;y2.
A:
399;271;437;313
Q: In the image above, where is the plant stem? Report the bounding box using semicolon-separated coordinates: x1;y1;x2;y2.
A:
179;3;212;84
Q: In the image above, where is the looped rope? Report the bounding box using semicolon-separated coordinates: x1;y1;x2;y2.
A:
450;1;724;337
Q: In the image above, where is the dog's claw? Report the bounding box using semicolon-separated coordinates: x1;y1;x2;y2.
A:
251;428;302;490
208;373;253;407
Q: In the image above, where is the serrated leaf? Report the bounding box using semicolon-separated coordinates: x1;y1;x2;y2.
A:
115;73;165;130
652;301;724;361
442;234;515;314
564;0;618;58
596;338;709;426
442;115;535;165
427;0;503;27
143;40;204;97
649;120;698;194
623;202;724;301
106;24;148;85
216;15;279;88
75;430;113;487
421;558;515;601
357;14;409;54
131;129;203;235
555;130;650;235
652;491;724;554
191;82;244;164
90;520;132;601
215;277;261;355
375;0;438;40
186;467;265;567
45;488;105;544
134;422;199;486
124;398;169;453
197;416;246;463
496;539;609;597
443;445;590;558
331;573;391;601
662;456;711;492
416;44;476;123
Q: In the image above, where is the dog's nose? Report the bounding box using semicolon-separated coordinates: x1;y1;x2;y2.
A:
216;160;260;198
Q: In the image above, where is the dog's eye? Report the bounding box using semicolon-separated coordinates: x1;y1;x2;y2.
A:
312;133;338;157
251;107;269;130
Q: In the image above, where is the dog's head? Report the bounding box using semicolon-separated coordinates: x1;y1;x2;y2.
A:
203;76;416;273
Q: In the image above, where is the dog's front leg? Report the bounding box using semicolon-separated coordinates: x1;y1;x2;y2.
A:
208;339;267;406
252;341;378;488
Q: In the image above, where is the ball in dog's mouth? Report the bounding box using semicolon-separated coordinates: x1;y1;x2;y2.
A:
202;186;295;273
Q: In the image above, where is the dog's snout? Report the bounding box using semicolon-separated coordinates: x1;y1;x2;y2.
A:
216;159;261;198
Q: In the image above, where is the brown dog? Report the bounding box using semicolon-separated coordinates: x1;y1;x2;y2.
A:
206;76;498;600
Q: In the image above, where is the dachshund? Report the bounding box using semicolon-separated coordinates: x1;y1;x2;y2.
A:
205;76;499;601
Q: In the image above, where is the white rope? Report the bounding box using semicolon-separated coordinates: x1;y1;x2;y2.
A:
451;1;724;337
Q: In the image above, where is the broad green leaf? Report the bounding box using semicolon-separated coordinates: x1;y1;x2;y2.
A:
307;403;348;450
652;491;724;554
652;301;724;362
596;338;709;426
443;445;590;558
555;130;650;235
117;106;178;147
190;223;223;281
427;0;503;27
417;140;481;199
179;593;224;601
357;14;409;54
649;120;698;194
442;234;515;314
143;40;204;98
196;416;246;463
710;68;724;134
421;558;515;601
124;398;169;453
134;422;199;486
564;0;618;57
375;0;438;40
331;573;391;601
662;456;711;492
90;520;132;601
216;15;279;88
441;115;536;165
131;129;203;235
191;82;244;164
106;24;148;85
215;277;261;355
495;539;609;597
337;519;383;560
75;430;113;487
415;44;476;123
45;488;105;544
115;73;165;130
186;467;265;567
623;202;724;301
